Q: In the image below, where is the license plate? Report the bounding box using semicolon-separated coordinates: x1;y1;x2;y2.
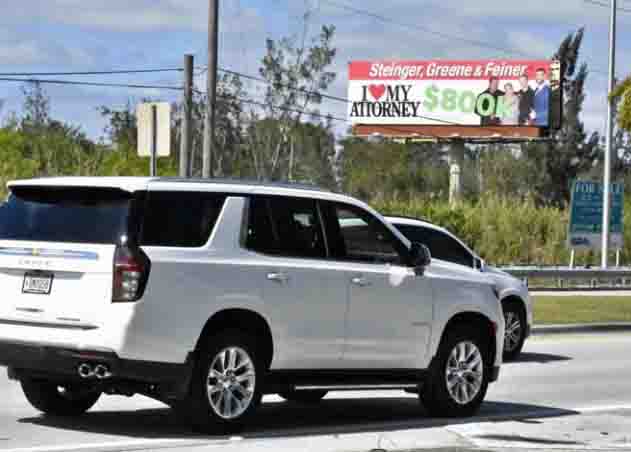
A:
22;273;53;295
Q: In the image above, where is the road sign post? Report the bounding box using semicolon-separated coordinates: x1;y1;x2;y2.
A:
602;0;618;268
151;104;158;177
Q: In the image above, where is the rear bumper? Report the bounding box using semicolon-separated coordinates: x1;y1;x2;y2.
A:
0;340;193;403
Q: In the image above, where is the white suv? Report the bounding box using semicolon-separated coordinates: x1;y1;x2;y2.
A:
387;216;533;360
0;177;504;433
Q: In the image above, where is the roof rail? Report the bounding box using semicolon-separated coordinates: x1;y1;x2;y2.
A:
152;177;330;192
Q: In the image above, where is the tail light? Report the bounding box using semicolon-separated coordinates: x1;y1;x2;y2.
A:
112;246;151;302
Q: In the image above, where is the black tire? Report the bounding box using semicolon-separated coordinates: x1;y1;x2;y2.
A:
20;379;101;416
278;389;328;404
502;300;526;361
189;330;264;434
420;325;490;418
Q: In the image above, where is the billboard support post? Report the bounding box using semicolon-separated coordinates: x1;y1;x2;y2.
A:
602;0;617;268
449;140;465;207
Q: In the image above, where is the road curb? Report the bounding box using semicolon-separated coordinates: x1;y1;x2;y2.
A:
533;322;631;335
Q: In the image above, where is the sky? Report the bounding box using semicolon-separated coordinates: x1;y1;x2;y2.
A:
0;0;629;141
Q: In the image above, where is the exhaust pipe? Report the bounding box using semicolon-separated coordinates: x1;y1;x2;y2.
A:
78;363;94;378
94;364;112;380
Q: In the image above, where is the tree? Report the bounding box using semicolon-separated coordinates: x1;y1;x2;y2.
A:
244;14;337;181
189;73;249;178
611;75;631;132
15;83;102;177
0;129;38;198
98;101;137;149
339;138;449;201
521;28;600;207
288;121;338;189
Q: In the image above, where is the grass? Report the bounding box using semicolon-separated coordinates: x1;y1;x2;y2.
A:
533;295;631;325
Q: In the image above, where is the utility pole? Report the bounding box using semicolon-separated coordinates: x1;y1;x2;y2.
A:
602;0;617;268
202;0;219;179
180;54;194;178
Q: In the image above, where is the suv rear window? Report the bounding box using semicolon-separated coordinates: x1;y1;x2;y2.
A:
140;192;226;247
0;187;132;244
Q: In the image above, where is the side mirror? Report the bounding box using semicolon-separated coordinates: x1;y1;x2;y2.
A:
475;257;486;271
409;242;431;273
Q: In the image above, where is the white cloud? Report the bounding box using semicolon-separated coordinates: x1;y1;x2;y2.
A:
505;31;557;59
0;34;96;67
1;0;263;33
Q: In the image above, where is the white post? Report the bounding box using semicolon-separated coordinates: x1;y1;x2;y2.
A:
602;0;617;268
449;163;461;207
570;249;575;269
150;104;157;177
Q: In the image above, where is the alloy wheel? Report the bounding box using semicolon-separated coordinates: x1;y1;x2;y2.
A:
504;311;523;352
206;347;256;420
445;341;484;405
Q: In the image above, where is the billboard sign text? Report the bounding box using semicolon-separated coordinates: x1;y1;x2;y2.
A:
348;59;562;129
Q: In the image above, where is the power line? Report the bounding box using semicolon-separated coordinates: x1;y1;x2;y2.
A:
0;68;183;77
319;0;610;76
0;77;183;91
321;0;529;58
584;0;631;12
218;67;349;105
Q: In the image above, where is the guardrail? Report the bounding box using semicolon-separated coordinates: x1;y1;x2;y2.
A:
499;266;631;291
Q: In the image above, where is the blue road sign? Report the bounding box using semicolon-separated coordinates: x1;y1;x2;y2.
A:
568;180;624;250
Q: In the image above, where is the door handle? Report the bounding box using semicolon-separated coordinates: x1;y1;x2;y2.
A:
267;272;290;283
351;276;372;287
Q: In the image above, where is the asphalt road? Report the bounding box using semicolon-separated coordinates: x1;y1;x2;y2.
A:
2;333;631;452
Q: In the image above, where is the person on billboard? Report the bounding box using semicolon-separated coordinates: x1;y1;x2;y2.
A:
475;76;504;126
500;83;520;125
533;67;550;127
517;74;535;125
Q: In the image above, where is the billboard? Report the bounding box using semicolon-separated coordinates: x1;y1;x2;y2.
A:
568;180;624;250
348;60;562;131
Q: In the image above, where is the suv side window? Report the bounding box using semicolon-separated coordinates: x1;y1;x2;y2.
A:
246;196;326;259
395;224;473;268
324;202;406;265
141;192;226;247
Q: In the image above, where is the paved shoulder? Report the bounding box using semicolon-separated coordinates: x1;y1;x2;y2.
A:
533;322;631;335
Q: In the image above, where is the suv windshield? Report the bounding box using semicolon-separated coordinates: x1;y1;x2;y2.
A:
0;187;133;245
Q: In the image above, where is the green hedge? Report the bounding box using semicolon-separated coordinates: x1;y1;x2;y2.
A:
374;196;631;266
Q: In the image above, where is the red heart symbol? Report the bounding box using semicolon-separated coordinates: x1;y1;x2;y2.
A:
369;84;386;101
